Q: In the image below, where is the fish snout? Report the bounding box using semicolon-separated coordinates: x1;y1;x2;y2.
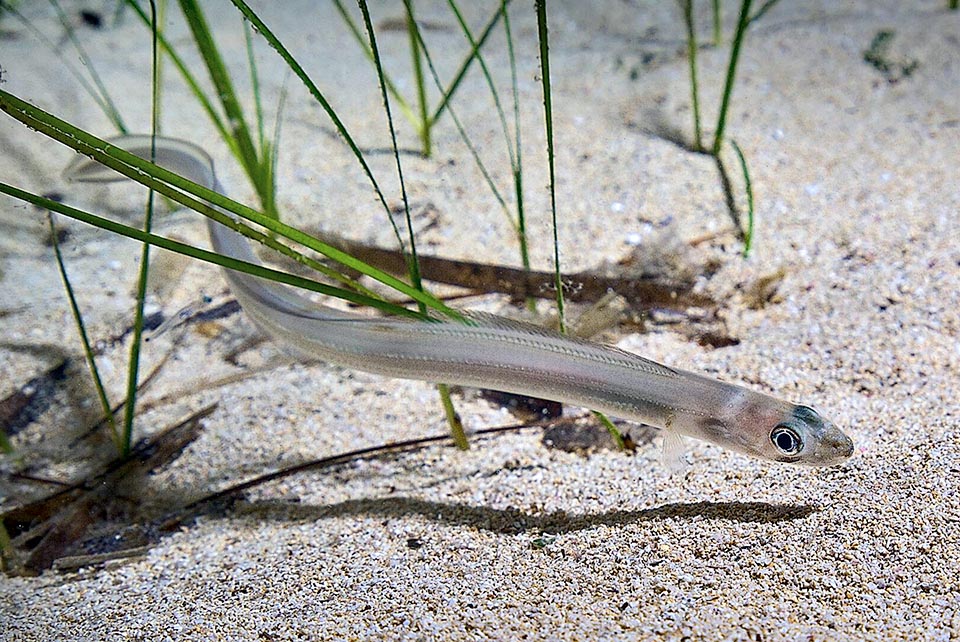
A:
815;422;855;465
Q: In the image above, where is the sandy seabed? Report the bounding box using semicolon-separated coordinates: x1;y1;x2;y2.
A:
1;1;958;640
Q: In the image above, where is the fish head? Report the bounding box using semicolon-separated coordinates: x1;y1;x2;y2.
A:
764;404;854;466
696;396;855;466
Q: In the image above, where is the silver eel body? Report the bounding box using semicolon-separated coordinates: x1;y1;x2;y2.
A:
65;136;854;466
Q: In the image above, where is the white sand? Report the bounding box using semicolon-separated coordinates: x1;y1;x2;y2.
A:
1;0;958;639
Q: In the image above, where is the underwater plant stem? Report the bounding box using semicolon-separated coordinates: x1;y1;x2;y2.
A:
0;522;11;569
359;0;423;294
748;0;784;24
592;411;626;450
730;139;755;257
712;0;722;45
428;1;511;127
177;0;278;221
405;3;432;157
534;0;565;333
501;2;533;311
712;0;752;155
177;0;257;166
48;214;120;450
438;383;469;450
712;154;743;238
122;1;160;456
445;0;532;306
535;0;627;449
364;0;465;446
245;20;280;224
245;23;266;153
680;0;704;152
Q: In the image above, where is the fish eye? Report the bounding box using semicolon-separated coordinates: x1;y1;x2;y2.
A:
771;425;803;455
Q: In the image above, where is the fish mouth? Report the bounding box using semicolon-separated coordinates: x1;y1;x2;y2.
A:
838;433;855;458
815;424;855;465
